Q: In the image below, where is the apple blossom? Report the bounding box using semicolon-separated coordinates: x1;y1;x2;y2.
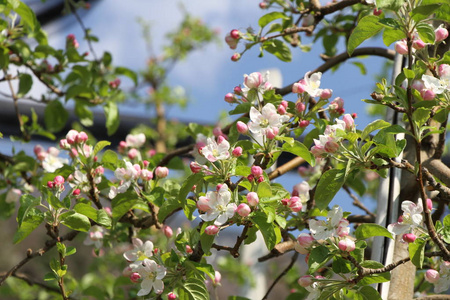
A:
425;269;440;284
244;72;263;89
5;188;21;203
66;129;79;144
168;292;177;300
439;64;450;78
84;226;104;249
395;39;409;55
329;97;344;114
155;166;169;178
277;103;286;115
246;192;259;206
402;233;416;243
320;88;332;99
234;86;242;95
236;121;248;134
251;166;263;177
76;131;88;143
373;8;382;16
299;120;310;128
236;203;251;217
232;146;243;157
300;72;323;97
298;275;313;287
200;137;230;162
231;53;240;61
309;205;349;240
128;148;139;159
249;103;289;138
72;188;81;196
130;272;141;283
292;80;306;94
199;184;236;226
387;200;423;236
126;133;146;148
132;259;166;296
163;226;173;238
225;34;239;49
140;169;153;181
342;114;355;130
42;148;68;173
338;238;356;252
230;29;240;39
427;198;433;211
435;25;449;42
205;225;220;235
124;238;153;262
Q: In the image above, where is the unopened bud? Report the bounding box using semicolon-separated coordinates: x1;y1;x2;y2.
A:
205;225;219;235
236;203;251;217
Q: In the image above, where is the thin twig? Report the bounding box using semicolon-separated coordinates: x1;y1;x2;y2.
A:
69;1;99;62
262;251;299;300
343;185;376;218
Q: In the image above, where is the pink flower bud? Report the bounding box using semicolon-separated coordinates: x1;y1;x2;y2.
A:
398;215;404;223
259;2;268;9
373;8;382;16
246;192;259;206
247;174;254;182
439;64;450;78
214;271;222;285
280;100;288;109
427;198;433;211
163;225;173;238
232;147;243;157
234;86;242;95
324;140;339;153
72;188;81;196
225;93;237;103
130;272;141;283
205;225;219;235
69;148;78;158
66;130;79;144
168;292;177;300
251;166;263;177
230;29;240;39
257;176;264;183
296;102;306;113
413;39;426;50
47;181;54;188
343;114;355;130
122;266;133;277
59;139;70;149
190;162;203;174
435;27;449;42
411;80;424;91
143;160;149;168
213;127;223;137
236;203;251;217
76;131;88;143
185;245;193;254
245;72;263;89
320;89;332;99
236;121;248;134
266;127;279;139
140;169;153;181
402;233;416;243
297;233;314;248
421;89;436;101
292;80;306;94
277;104;286;115
197;196;211;212
395;40;409;55
128;148;139;160
338;238;356;252
155;166;169;178
287;197;302;212
299;120;310;128
34;144;44;156
231;53;241;62
298;275;313;287
147;149;156;157
425;269;440;283
54;175;65;185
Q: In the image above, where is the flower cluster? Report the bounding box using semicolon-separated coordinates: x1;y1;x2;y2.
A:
34;145;68;173
309;205;350;241
123;238;167;296
425;261;450;293
198;184;236;226
118;133;146;160
310;115;354;157
249;103;290;140
387;200;423;236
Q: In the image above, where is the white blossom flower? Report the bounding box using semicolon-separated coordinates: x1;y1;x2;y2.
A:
126;133;146;148
387;200;423;236
83;226;104;249
123;238;153;262
422;74;450;95
42;148;68;173
109;161;140;199
131;258;166;296
199;184;236;226
249;103;289;138
69;170;90;192
241;71;273;100
5;188;21;203
309;205;349;240
434;261;450;293
200;137;230;162
303;72;323;97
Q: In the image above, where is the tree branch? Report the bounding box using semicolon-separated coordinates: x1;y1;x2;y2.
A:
262;251;299;300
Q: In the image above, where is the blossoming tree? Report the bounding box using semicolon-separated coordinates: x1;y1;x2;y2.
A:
0;0;449;299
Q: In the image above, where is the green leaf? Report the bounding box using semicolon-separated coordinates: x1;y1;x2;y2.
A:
13;212;44;244
104;101;120;135
355;223;393;240
115;66;138;86
159;197;182;223
315;169;346;210
281;140;315;166
101;149;118;169
65;85;94;101
376;0;403;10
178;173;203;220
416;23;435;44
411;4;441;22
308;245;331;273
361;119;391;141
251;211;281;250
347;15;383;56
257;181;272;198
228;102;252;115
409;238;426;268
93;140;111;156
112;191;138;220
258;12;289;28
228;297;251;300
358;286;382;300
44;101;68;132
60;211;91;232
200;223;215;255
351;61;367;75
74;101;94;127
178;277;209;300
263;39;292;62
413;107;431;127
17;73;32;97
383;28;405;46
15;1;39;33
17;194;40;226
403;67;415;80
